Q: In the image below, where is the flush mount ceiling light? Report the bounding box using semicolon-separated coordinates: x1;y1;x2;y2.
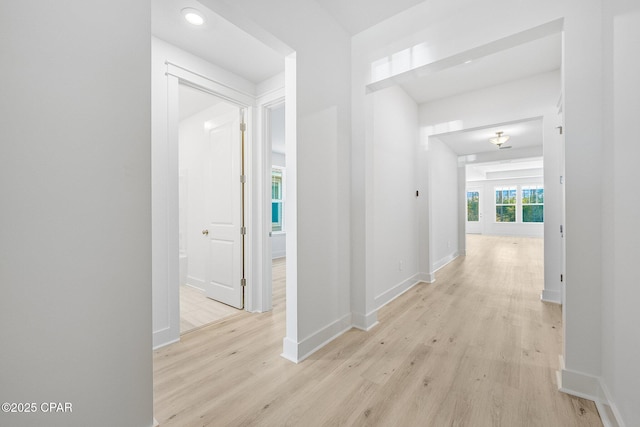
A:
181;8;205;26
489;131;510;147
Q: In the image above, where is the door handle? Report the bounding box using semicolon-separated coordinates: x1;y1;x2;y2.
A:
202;229;209;235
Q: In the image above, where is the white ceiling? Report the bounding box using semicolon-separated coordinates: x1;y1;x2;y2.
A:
315;0;426;35
466;157;543;181
400;33;561;104
158;0;557;167
152;0;284;84
435;118;543;156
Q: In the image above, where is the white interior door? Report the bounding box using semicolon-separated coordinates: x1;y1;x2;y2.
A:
203;109;244;309
466;188;483;234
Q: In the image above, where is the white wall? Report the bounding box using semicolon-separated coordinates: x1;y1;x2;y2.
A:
200;0;353;362
428;138;460;272
371;86;420;308
352;0;607;414
600;0;640;424
467;176;545;238
0;2;152;426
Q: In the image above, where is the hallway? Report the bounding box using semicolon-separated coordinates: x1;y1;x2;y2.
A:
153;237;601;426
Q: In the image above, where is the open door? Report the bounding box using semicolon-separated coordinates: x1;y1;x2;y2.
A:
202;107;245;309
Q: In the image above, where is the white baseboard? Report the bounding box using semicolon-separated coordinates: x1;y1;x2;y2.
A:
351;310;379;331
152;327;180;350
598;380;626;427
541;289;562;304
186;276;205;290
281;337;299;363
281;313;352;363
557;356;626;427
431;251;459;275
418;272;435;283
374;273;422;310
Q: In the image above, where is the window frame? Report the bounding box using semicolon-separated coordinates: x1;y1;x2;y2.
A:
521;185;544;223
271;166;285;233
494;186;517;223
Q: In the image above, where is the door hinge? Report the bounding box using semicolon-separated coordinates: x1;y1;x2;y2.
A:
560;175;564;184
557;126;563;135
560;224;563;237
240;122;246;132
241;278;247;287
240;226;247;235
560;274;564;283
240;174;246;183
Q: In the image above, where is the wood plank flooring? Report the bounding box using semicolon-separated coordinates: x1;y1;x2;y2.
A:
154;237;602;426
180;285;242;335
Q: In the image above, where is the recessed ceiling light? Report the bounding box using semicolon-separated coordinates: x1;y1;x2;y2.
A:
464;60;473;64
181;8;204;26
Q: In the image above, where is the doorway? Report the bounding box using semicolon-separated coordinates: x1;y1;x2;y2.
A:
177;83;245;334
267;102;286;312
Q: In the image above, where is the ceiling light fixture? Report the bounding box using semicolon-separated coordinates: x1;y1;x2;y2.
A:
489;131;510;147
182;8;205;26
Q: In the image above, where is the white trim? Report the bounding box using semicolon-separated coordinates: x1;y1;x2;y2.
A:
185;276;205;290
272;249;286;259
432;251;459;274
540;289;561;304
281;337;299;363
254;95;285;313
418;272;436;283
153;60;258;347
556;356;626;427
557;355;604;401
599;381;626;427
166;61;254;106
374;273;424;309
281;313;352;363
152;332;179;350
352;311;379;331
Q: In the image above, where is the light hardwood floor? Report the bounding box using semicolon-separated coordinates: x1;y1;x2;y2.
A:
154;238;602;426
180;285;242;334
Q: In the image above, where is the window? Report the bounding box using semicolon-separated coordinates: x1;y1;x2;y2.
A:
522;185;544;223
467;191;479;221
495;187;516;222
272;168;284;232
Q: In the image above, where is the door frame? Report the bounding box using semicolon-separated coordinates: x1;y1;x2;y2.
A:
166;63;254;335
256;97;285;312
153;56;289;348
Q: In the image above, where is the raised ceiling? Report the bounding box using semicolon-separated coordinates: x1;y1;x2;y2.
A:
151;0;284;84
435;118;543;156
315;0;425;35
400;33;561;104
466;157;544;181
